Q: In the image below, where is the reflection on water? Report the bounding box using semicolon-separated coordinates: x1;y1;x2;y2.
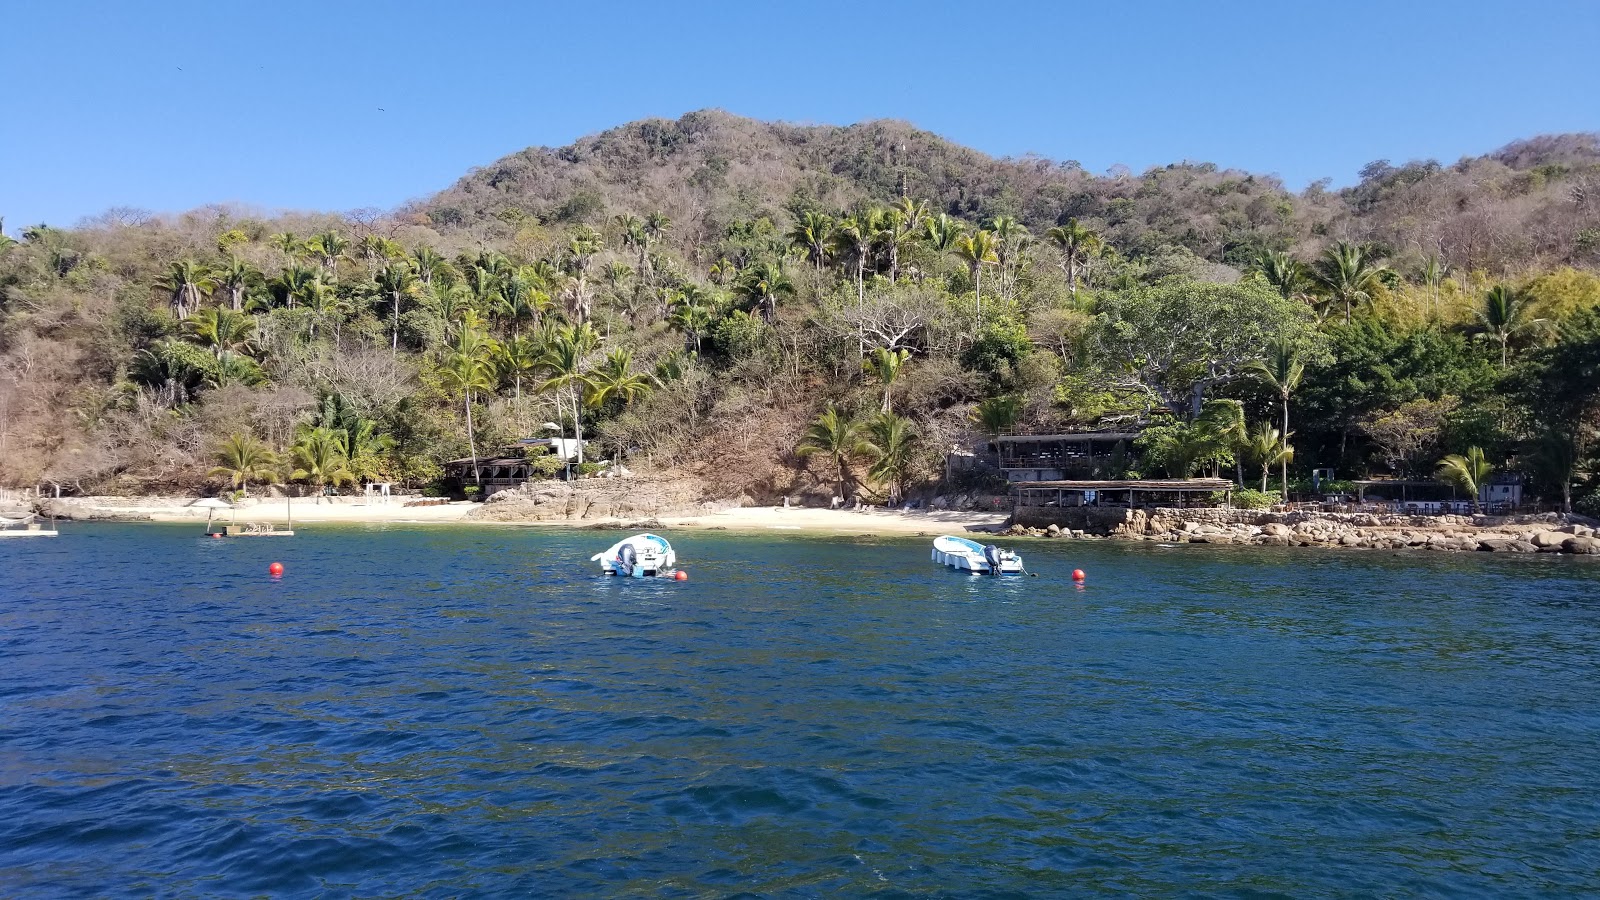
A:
3;524;1599;896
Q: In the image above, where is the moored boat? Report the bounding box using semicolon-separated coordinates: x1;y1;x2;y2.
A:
591;532;678;578
0;515;58;538
932;535;1023;575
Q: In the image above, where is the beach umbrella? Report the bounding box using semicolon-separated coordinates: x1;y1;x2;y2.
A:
188;496;233;531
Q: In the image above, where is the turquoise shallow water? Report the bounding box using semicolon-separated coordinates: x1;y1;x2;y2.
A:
2;523;1599;897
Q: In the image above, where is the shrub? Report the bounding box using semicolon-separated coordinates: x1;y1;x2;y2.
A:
575;461;602;477
1230;488;1277;509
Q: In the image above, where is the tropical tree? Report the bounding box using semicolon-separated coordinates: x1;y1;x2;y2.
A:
1045;218;1103;295
291;426;357;499
833;208;887;312
273;264;323;311
923;213;966;255
410;246;450;288
955;229;1000;317
1312;241;1390;324
1475;284;1546;368
972;394;1024;438
887;198;929;283
735;259;795;322
439;325;496;484
161;259;214;319
1243;423;1294;494
183;307;256;359
1251;249;1311;303
669;296;714;353
1420;253;1449;320
796;403;867;502
376;263;420;353
306;230;349;278
1245;337;1305;495
491;334;542;400
787;210;835;273
128;339;214;406
214;257;259;311
208;433;280;495
587;348;654;409
538;322;601;465
863;347;911;412
1436;446;1493;512
861;412;918;505
989;216;1030;300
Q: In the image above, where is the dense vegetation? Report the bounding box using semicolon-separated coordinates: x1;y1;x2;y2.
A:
2;112;1597;512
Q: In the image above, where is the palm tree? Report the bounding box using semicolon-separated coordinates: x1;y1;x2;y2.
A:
375;263;420;353
1245;337;1305;497
1436;446;1493;512
273;264;323;311
669;296;713;353
161;259;215;319
1312;241;1390;324
208;433;280;495
558;273;595;323
307;230;349;278
924;213;967;256
339;418;394;485
833;209;887;313
1476;284;1546;368
862;412;918;505
736;259;794;322
1045;218;1102;295
491;334;542;400
214;257;259;311
269;231;302;261
587;348;654;409
410;246;450;288
1251;249;1310;302
538;322;601;465
291;426;357;500
566;228;603;278
787;210;836;273
972;395;1024;438
796;403;867;502
439;325;496;484
863;347;911;412
888;198;929;283
183;307;256;359
358;234;401;272
1420;253;1449;321
1243;423;1294;494
955;230;1000;318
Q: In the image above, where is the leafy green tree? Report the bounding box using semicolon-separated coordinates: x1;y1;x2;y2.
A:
209;433;280;495
887;198;929;283
291;426;357;498
669;296;714;353
863;412;918;505
273;264;324;311
1313;241;1391;324
160;259;215;319
214;257;259;312
1475;284;1545;368
1243;422;1293;494
376;263;421;353
972;394;1024;438
863;347;911;412
491;334;542;400
410;246;451;288
587;348;653;409
440;325;496;483
129;339;214;406
1245;337;1306;494
736;259;795;322
833;208;888;314
306;230;349;278
923;213;966;255
1251;249;1311;303
797;403;867;502
183;307;256;358
955;229;1000;317
1437;446;1493;512
788;210;835;273
1045;218;1103;296
538;322;601;465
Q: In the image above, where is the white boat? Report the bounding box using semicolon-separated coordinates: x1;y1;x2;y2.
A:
0;515;58;538
932;535;1023;575
591;532;677;577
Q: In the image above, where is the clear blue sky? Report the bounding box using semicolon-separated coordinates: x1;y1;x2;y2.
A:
2;0;1594;230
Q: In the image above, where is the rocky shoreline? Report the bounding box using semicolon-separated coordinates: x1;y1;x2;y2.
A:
1003;507;1600;555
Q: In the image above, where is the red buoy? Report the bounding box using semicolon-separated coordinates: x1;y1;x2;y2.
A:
673;570;688;581
211;533;222;539
268;562;284;577
1072;569;1086;582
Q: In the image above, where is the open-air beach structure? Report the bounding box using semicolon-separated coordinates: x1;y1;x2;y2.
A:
994;432;1142;483
1011;477;1235;528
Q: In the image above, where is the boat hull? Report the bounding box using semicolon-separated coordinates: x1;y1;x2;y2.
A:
931;535;1024;575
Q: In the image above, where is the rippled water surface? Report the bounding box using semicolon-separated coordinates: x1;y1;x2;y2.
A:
3;524;1600;897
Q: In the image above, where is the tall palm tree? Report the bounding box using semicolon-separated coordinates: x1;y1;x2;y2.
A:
863;347;911;412
566;228;603;278
491;334;542;400
209;433;280;496
1312;241;1390;324
358;234;401;272
1251;249;1310;303
972;395;1024;438
183;307;256;359
833;208;887;312
214;257;259;311
1045;218;1102;295
736;259;795;322
669;298;713;353
1476;284;1546;368
307;230;349;278
956;229;1000;318
862;412;918;505
1420;253;1449;321
796;404;867;503
787;210;836;273
439;325;496;484
1243;423;1294;494
988;216;1030;299
924;213;966;256
1245;338;1305;498
161;259;215;319
410;246;450;288
495;271;550;337
375;263;420;353
269;231;302;261
587;348;654;409
273;264;323;311
888;198;929;283
291;426;357;500
538;322;601;465
1437;446;1493;512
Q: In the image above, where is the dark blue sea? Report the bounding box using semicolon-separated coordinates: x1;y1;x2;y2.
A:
3;524;1599;897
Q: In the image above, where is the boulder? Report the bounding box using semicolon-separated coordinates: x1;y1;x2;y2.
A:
1046;523;1061;536
1533;531;1570;549
1477;537;1515;552
1261;523;1292;538
1511;541;1539;553
1563;536;1600;555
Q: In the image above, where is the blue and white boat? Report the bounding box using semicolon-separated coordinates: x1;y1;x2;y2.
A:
592;532;677;577
932;535;1024;575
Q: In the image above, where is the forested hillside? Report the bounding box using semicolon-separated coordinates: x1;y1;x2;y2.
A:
2;111;1598;511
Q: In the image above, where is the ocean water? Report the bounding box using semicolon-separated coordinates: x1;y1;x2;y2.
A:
2;523;1599;897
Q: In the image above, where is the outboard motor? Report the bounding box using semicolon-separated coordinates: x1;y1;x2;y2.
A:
983;544;1003;576
618;543;638;576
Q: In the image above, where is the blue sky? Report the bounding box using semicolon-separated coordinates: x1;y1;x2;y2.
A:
1;0;1594;230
